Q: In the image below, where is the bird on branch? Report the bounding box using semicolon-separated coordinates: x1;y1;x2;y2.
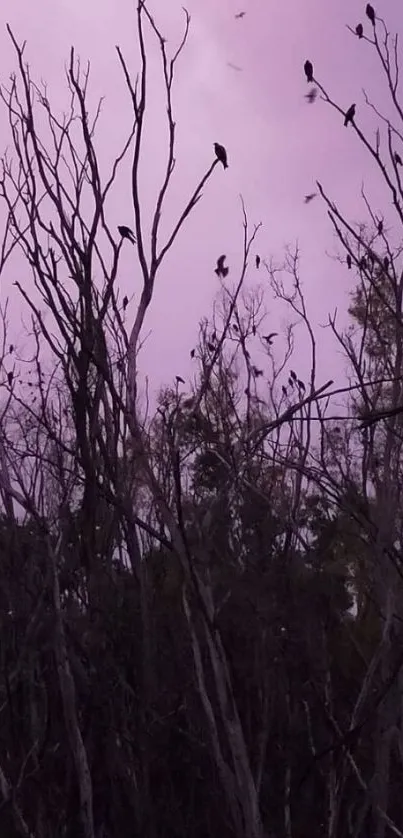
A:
118;225;136;244
214;142;228;169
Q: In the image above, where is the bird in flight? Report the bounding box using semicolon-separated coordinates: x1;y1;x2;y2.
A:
304;193;317;204
214;142;228;169
215;255;229;278
344;104;356;126
355;23;364;38
235;11;245;18
227;62;243;72
366;4;375;26
118;225;136;244
305;88;318;104
263;333;278;345
304;60;314;83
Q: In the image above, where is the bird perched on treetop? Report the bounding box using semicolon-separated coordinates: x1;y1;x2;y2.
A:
123;295;128;311
175;375;185;385
263;332;278;345
394;152;402;166
118;225;136;244
215;255;229;278
214;142;228;169
344;104;356;126
366;4;375;25
356;23;364;38
304;60;314;83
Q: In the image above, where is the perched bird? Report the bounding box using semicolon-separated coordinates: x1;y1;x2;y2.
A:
304;193;317;204
366;3;375;25
304;60;314;83
207;342;216;352
215;254;229;278
383;256;389;271
377;219;383;235
175;375;185;385
256;254;261;269
214;142;228;169
123;295;128;311
282;385;287;397
394;152;403;166
252;325;257;336
9;344;14;353
344;103;356;126
232;323;239;332
356;23;364;38
305;88;318;104
347;254;352;269
359;257;367;270
190;348;195;358
252;366;263;378
290;370;297;381
7;372;13;386
297;379;306;392
118;225;136;244
263;332;278;345
288;377;294;388
235;11;245;18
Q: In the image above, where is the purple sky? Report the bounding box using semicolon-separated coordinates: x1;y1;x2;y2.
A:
0;0;400;394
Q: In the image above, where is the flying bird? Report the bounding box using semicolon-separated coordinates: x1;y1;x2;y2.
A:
263;332;278;345
346;254;352;269
305;88;318;104
366;4;375;25
214;142;228;169
256;254;261;269
344;104;356;126
123;295;128;311
355;23;364;38
175;375;185;385
304;193;317;204
304;60;314;83
118;225;136;244
394;152;402;166
215;254;229;278
227;62;243;72
235;11;245;18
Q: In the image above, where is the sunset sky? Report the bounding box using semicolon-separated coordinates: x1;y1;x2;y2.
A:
0;0;400;395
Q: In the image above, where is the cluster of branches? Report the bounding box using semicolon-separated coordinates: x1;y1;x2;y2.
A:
0;3;402;838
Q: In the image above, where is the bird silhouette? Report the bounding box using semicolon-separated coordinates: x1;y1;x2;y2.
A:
215;254;229;277
256;254;261;269
190;348;195;358
366;4;375;25
290;370;297;381
118;225;136;244
175;375;185;385
9;344;14;353
304;193;317;204
297;379;306;392
214;142;228;169
263;332;278;345
282;385;287;397
377;219;383;235
356;23;364;38
344;104;356;126
347;254;352;269
235;11;245;18
304;60;314;82
359;257;367;270
394;152;402;166
252;366;263;378
7;372;13;386
383;256;389;271
305;88;318;104
123;295;128;310
207;342;216;352
232;323;239;332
